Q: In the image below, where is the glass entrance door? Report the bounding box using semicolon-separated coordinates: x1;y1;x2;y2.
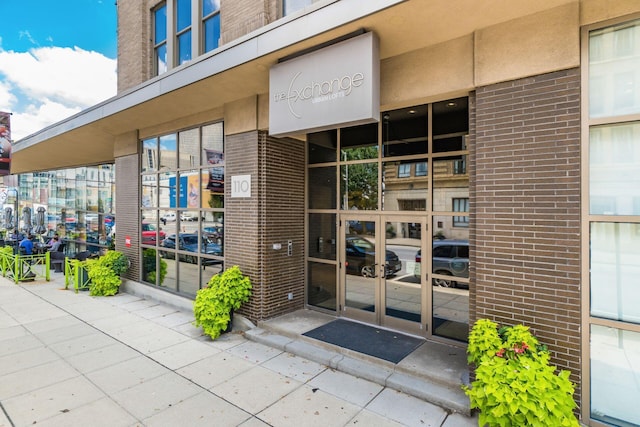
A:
381;217;425;334
341;216;379;324
340;215;426;334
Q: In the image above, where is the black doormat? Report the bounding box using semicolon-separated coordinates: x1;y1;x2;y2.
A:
303;319;424;364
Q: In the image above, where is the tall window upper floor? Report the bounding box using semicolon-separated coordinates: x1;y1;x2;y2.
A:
283;0;321;16
153;0;221;76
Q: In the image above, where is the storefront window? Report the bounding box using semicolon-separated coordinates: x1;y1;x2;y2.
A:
141;122;224;296
586;17;640;425
3;165;115;256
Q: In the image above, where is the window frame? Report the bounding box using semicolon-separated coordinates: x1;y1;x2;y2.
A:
582;14;640;426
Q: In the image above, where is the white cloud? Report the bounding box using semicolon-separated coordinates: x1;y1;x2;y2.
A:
0;46;116;141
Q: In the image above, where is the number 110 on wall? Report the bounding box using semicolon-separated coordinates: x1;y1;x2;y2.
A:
231;175;251;198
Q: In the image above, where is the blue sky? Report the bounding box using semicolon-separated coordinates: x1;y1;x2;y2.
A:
0;0;118;140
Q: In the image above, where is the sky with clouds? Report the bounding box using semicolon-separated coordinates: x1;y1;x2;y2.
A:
0;0;117;141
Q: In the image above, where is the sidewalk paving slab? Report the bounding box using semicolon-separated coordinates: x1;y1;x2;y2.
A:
0;277;479;426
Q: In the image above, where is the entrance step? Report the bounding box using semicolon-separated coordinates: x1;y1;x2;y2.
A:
244;309;472;416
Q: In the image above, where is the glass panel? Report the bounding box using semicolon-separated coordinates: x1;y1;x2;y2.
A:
179;128;199;168
141;138;158;172
178;259;201;296
591;222;640;324
159;172;177;208
141;176;157;208
590;19;640;118
382;105;428;156
176;0;191;32
142;249;163;285
203;13;220;53
345;223;376;311
177;30;191;65
591;325;640;426
433;158;469;212
432;216;469;342
308;213;336;260
202;212;223;255
307;261;336;311
590;123;640;215
156;44;167;75
382;160;428;211
159;134;177;170
385;220;421;322
202;122;224;164
308;167;336;209
159;251;177;292
283;0;313;16
308;130;337;164
340;163;378;210
340;123;378;161
154;5;167;43
203;0;220;16
159;209;177;233
433;97;469;140
141;215;165;246
178;171;199;209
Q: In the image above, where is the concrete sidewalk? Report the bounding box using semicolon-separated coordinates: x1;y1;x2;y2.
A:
0;276;477;427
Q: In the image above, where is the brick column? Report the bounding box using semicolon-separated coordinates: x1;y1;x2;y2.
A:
473;68;582;402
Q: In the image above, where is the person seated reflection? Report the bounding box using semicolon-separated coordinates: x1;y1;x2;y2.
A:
19;234;34;255
48;236;61;252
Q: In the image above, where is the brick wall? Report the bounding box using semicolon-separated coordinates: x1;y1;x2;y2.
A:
115;154;141;280
220;0;272;44
117;1;149;93
225;131;305;323
473;68;582;400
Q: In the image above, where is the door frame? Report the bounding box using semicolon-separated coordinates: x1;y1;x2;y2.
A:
339;213;430;336
339;213;380;325
379;214;428;336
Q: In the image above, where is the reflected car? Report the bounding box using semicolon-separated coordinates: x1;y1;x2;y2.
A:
141;222;166;245
161;233;222;263
203;225;223;243
345;235;401;278
415;240;469;288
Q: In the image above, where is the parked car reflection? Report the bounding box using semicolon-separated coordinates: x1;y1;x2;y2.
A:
345;235;401;278
161;233;222;264
415;239;469;288
141;222;166;245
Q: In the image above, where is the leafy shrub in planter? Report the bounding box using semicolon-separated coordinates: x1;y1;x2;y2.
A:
85;250;129;296
464;319;579;427
194;265;252;340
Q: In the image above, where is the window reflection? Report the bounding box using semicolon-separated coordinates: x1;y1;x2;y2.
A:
308;130;337;164
340;163;378;210
340;123;378;161
382;105;427;157
382;160;428;211
308;167;336;209
140;123;224;295
9;165;115;256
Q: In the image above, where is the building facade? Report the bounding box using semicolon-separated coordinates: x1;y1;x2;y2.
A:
10;1;640;425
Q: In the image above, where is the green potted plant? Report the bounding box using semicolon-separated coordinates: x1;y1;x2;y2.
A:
193;265;252;340
464;319;579;427
85;250;129;296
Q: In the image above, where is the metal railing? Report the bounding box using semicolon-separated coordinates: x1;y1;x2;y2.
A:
0;250;51;283
64;257;91;293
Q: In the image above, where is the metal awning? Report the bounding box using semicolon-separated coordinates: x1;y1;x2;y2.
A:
10;0;568;173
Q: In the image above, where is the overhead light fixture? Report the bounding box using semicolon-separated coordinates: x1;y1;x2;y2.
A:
447;102;457;107
408;110;416;114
